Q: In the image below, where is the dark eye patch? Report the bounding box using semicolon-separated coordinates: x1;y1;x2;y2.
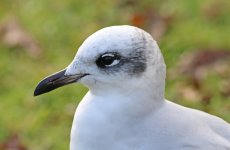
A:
96;49;147;76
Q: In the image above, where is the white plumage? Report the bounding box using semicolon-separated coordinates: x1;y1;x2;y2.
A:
35;25;230;150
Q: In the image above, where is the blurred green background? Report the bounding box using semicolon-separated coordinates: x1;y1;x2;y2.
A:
0;0;230;149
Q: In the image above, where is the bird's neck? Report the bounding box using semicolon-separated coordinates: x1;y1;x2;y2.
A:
86;68;166;117
88;83;165;118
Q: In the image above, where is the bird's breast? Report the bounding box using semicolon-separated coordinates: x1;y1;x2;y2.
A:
69;92;155;150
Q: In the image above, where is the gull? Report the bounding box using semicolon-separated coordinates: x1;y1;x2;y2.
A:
34;25;230;150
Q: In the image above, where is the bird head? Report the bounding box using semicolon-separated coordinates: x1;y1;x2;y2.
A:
34;25;166;98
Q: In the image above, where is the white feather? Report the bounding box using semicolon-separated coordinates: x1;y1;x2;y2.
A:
64;25;230;150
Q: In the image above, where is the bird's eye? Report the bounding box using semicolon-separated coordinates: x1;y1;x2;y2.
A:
96;53;120;68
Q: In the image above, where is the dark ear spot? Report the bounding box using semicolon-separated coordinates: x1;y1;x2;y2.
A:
124;50;147;76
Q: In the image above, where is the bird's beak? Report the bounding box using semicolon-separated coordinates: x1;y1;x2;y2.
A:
34;69;88;96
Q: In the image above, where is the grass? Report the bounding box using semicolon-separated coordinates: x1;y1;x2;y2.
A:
0;0;229;149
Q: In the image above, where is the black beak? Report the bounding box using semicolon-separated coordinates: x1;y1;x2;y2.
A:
34;69;88;96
